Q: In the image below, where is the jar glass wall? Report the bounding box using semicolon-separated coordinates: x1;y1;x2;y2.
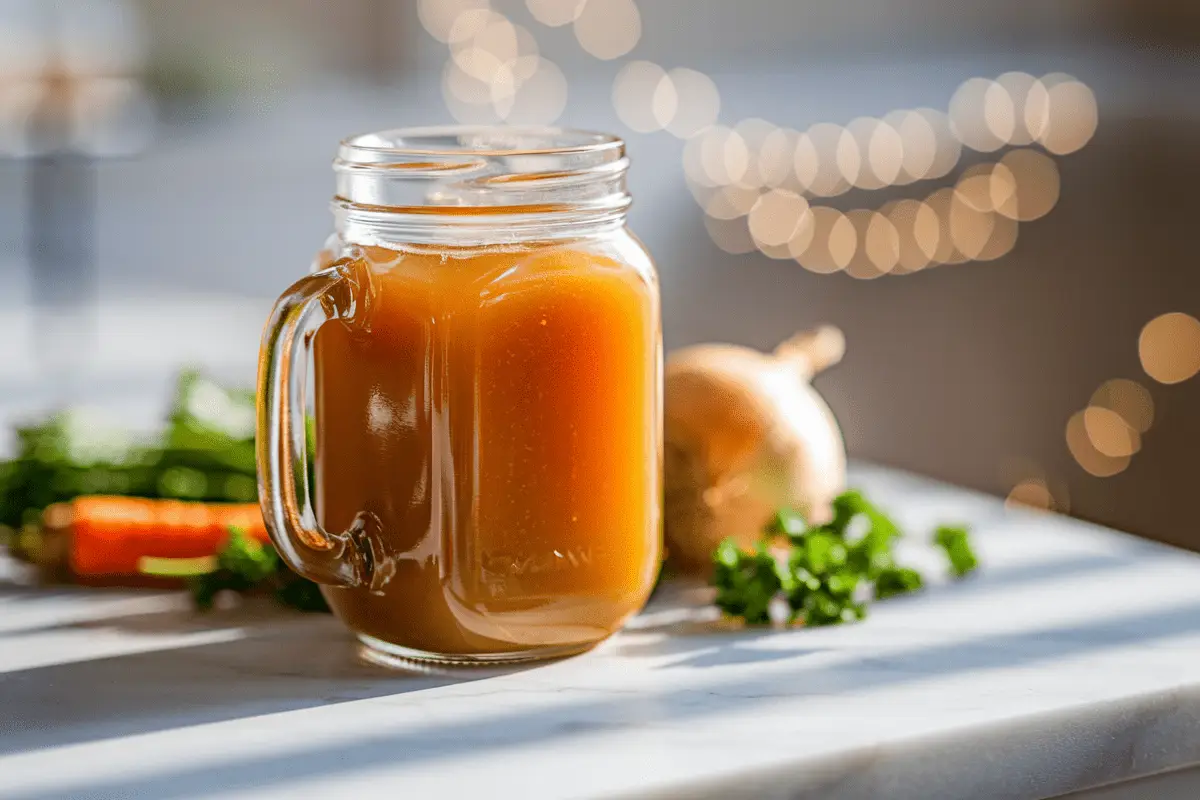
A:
258;127;662;667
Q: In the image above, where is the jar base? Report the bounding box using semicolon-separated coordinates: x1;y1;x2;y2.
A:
355;633;598;673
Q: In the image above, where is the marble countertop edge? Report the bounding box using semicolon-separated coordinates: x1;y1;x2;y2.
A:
623;683;1200;800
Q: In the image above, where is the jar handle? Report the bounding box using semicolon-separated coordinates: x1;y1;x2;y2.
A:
256;258;390;591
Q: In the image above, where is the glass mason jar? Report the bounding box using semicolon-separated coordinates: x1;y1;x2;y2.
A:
257;127;662;668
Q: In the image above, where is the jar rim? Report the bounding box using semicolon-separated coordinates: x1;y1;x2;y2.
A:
337;125;624;163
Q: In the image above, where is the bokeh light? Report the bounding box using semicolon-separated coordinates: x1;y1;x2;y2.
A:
828;211;858;270
1082;405;1141;458
995;71;1038;145
420;0;482;43
1037;77;1098;155
419;0;490;43
664;68;720;138
612;60;672;133
435;6;563;124
887;199;934;274
844;116;883;188
498;57;567;123
786;204;816;259
704;184;760;220
757;127;799;188
682;132;713;188
950;164;1019;260
860;211;901;277
998;148;1060;221
1002;460;1070;513
704;214;756;254
1024;73;1079;142
800;123;853;197
448;10;519;82
793;206;848;274
987;162;1019;218
1005;478;1055;512
526;0;585;27
885;109;935;185
699;125;749;186
510;25;542;81
844;117;902;190
922;187;962;265
973;210;1018;262
1139;312;1200;385
953;163;1000;212
838;210;875;279
982;78;1016;146
747;189;808;248
948;183;995;260
442;50;566;124
677;69;1093;271
1090;379;1154;434
1066;410;1130;477
833;125;862;189
791;130;818;193
921;108;963;181
574;0;641;60
758;243;793;260
950;77;1006;152
442;58;501;123
732;118;777;189
909;200;941;269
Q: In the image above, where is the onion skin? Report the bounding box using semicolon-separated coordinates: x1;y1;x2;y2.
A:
663;327;848;574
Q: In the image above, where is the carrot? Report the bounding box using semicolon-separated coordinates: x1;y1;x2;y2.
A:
58;497;270;578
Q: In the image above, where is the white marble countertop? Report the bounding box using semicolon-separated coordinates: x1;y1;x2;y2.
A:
3;465;1200;799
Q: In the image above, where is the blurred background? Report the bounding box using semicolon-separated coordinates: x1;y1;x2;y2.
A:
1;0;1198;549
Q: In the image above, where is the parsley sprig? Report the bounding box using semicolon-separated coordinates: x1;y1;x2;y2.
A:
712;490;977;627
188;527;330;613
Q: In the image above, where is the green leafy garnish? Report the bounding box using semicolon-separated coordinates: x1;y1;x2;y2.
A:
274;570;333;613
712;489;977;627
934;525;979;578
873;566;924;600
187;526;329;613
712;538;783;625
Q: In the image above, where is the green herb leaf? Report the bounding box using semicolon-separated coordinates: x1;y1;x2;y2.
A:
187;525;329;614
874;566;924;600
712;537;782;625
934;525;979;578
276;573;330;613
767;508;807;540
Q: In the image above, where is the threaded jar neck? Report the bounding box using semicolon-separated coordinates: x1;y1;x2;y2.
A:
332;126;631;247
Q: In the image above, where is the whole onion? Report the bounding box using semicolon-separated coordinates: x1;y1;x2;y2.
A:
663;326;848;573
